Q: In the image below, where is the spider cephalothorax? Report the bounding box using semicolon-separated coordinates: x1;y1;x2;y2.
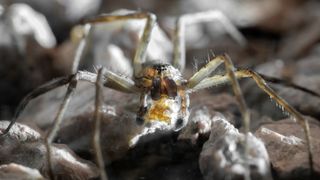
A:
135;62;189;130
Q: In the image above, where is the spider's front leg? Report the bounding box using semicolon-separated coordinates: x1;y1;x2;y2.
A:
190;63;314;175
43;69;138;180
186;54;251;179
69;10;157;179
0;71;95;177
72;10;156;77
93;67;142;180
187;54;250;134
0;69;138;179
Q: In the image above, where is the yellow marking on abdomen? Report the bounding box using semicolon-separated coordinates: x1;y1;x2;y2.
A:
145;97;170;123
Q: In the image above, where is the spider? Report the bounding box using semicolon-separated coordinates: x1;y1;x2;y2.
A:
0;10;314;180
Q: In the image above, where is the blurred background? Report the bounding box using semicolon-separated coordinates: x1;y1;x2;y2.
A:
1;0;320;179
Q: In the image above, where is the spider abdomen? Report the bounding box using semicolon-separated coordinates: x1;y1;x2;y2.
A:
144;92;189;131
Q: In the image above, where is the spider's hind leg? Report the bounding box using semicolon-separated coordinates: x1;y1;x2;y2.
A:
173;10;247;72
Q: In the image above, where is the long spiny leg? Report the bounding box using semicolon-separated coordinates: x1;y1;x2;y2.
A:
186;55;250;140
173;10;247;72
90;68;140;178
0;70;138;137
71;24;92;74
93;67;108;180
186;56;223;89
45;74;79;179
258;73;320;98
185;54;251;179
237;70;314;173
190;69;314;174
0;75;74;137
0;70;138;180
80;11;156;77
43;70;138;179
101;69;140;93
0;72;103;137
